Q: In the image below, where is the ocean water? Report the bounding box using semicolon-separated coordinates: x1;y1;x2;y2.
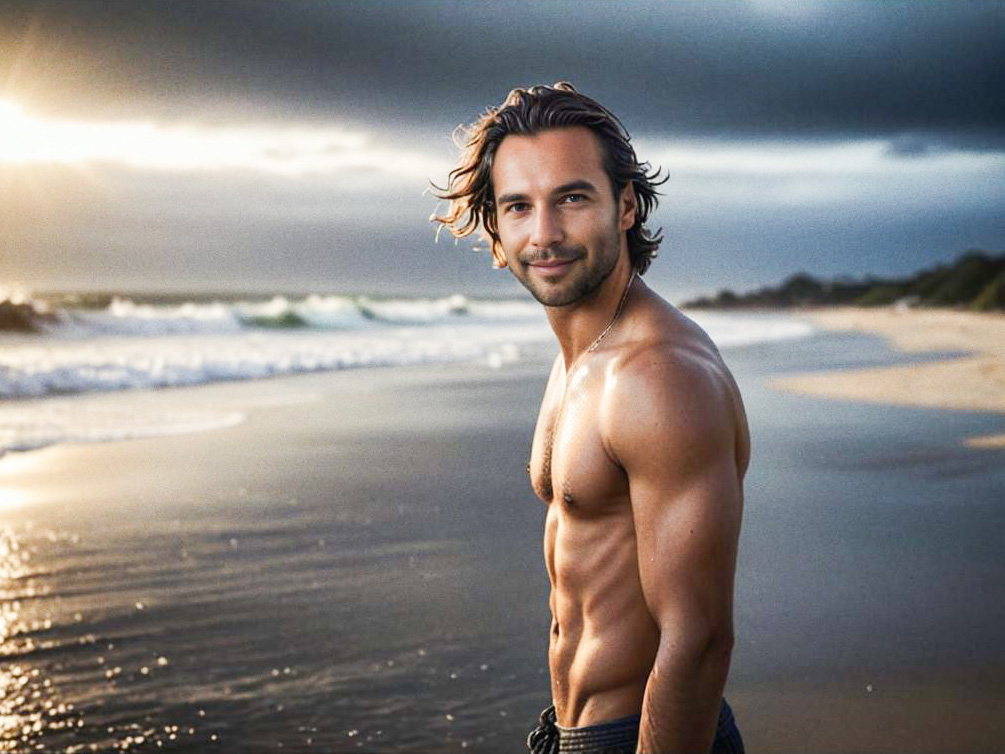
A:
0;292;812;456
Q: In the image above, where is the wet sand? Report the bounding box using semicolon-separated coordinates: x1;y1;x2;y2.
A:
1;329;1004;751
770;307;1005;447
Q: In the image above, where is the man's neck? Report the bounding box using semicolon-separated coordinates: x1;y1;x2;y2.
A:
545;258;636;372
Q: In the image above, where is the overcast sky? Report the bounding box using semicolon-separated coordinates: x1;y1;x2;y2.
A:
1;0;1003;300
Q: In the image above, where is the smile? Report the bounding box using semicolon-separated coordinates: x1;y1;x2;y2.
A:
527;258;578;275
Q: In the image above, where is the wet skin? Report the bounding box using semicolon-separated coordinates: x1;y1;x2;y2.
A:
492;127;750;750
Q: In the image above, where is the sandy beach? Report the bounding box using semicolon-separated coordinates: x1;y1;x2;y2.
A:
770;307;1005;447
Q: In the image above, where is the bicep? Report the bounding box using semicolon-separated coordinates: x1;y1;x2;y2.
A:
629;448;742;634
608;357;744;634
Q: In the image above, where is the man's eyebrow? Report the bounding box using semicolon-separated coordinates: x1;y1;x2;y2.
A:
553;180;599;196
496;191;529;206
496;180;599;206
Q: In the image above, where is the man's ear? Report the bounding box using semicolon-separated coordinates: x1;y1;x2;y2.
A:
619;184;638;232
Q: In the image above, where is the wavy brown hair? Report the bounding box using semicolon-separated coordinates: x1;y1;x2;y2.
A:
431;82;666;273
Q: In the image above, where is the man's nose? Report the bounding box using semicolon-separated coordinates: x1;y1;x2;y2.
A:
529;206;564;249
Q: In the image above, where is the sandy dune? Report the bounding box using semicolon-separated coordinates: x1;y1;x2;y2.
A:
770;307;1005;447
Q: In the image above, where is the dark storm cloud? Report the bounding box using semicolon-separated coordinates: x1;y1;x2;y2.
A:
2;1;1003;297
2;0;1003;143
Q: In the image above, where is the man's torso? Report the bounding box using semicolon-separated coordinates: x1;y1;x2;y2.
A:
528;296;749;728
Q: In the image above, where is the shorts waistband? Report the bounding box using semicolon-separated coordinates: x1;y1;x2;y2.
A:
528;699;740;754
556;712;641;753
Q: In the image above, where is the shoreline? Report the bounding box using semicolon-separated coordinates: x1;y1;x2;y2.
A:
769;306;1005;447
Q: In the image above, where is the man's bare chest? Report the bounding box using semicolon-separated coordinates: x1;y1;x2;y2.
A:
528;368;627;511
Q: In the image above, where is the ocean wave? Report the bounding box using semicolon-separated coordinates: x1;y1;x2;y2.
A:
0;323;548;400
0;299;817;458
1;292;544;337
0;291;816;403
0;291;60;333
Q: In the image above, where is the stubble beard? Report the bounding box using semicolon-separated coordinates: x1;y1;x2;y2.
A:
516;228;623;308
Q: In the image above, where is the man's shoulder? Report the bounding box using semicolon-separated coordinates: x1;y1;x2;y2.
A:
611;302;733;406
601;303;742;463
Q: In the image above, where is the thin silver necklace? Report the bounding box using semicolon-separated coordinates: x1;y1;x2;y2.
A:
538;270;637;491
583;269;637;357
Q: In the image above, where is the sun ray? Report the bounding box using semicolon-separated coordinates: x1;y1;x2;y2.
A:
0;98;446;179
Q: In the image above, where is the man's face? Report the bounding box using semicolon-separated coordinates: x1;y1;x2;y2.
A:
491;127;635;308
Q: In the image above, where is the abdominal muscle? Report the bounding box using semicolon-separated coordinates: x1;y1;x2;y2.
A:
546;501;660;728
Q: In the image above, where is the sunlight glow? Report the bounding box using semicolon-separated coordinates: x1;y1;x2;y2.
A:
0;452;52;513
0;99;445;178
0;485;31;514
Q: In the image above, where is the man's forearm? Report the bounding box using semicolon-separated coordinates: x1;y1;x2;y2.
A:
636;632;733;754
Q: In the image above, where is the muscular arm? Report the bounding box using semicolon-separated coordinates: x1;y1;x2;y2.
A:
605;346;745;753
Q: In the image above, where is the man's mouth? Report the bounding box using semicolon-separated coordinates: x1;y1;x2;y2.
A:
531;259;574;268
524;253;580;274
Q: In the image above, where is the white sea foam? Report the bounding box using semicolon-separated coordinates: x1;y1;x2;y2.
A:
12;290;809;345
63;298;245;336
0;305;813;401
33;294;545;338
685;310;817;347
0;321;552;399
0;400;245;457
0;297;815;457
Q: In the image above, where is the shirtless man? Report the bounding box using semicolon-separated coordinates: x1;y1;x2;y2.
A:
434;83;748;753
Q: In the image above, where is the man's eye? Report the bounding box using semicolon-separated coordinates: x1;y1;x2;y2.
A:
506;203;530;213
562;194;587;204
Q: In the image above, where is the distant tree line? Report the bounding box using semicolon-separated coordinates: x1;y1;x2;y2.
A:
683;250;1005;311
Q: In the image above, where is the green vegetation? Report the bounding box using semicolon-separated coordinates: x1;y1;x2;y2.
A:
683;251;1005;311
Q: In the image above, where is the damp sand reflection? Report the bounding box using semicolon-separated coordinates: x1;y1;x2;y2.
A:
2;526;83;751
0;524;224;752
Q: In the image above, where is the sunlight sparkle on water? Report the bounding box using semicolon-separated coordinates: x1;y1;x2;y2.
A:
0;527;83;751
